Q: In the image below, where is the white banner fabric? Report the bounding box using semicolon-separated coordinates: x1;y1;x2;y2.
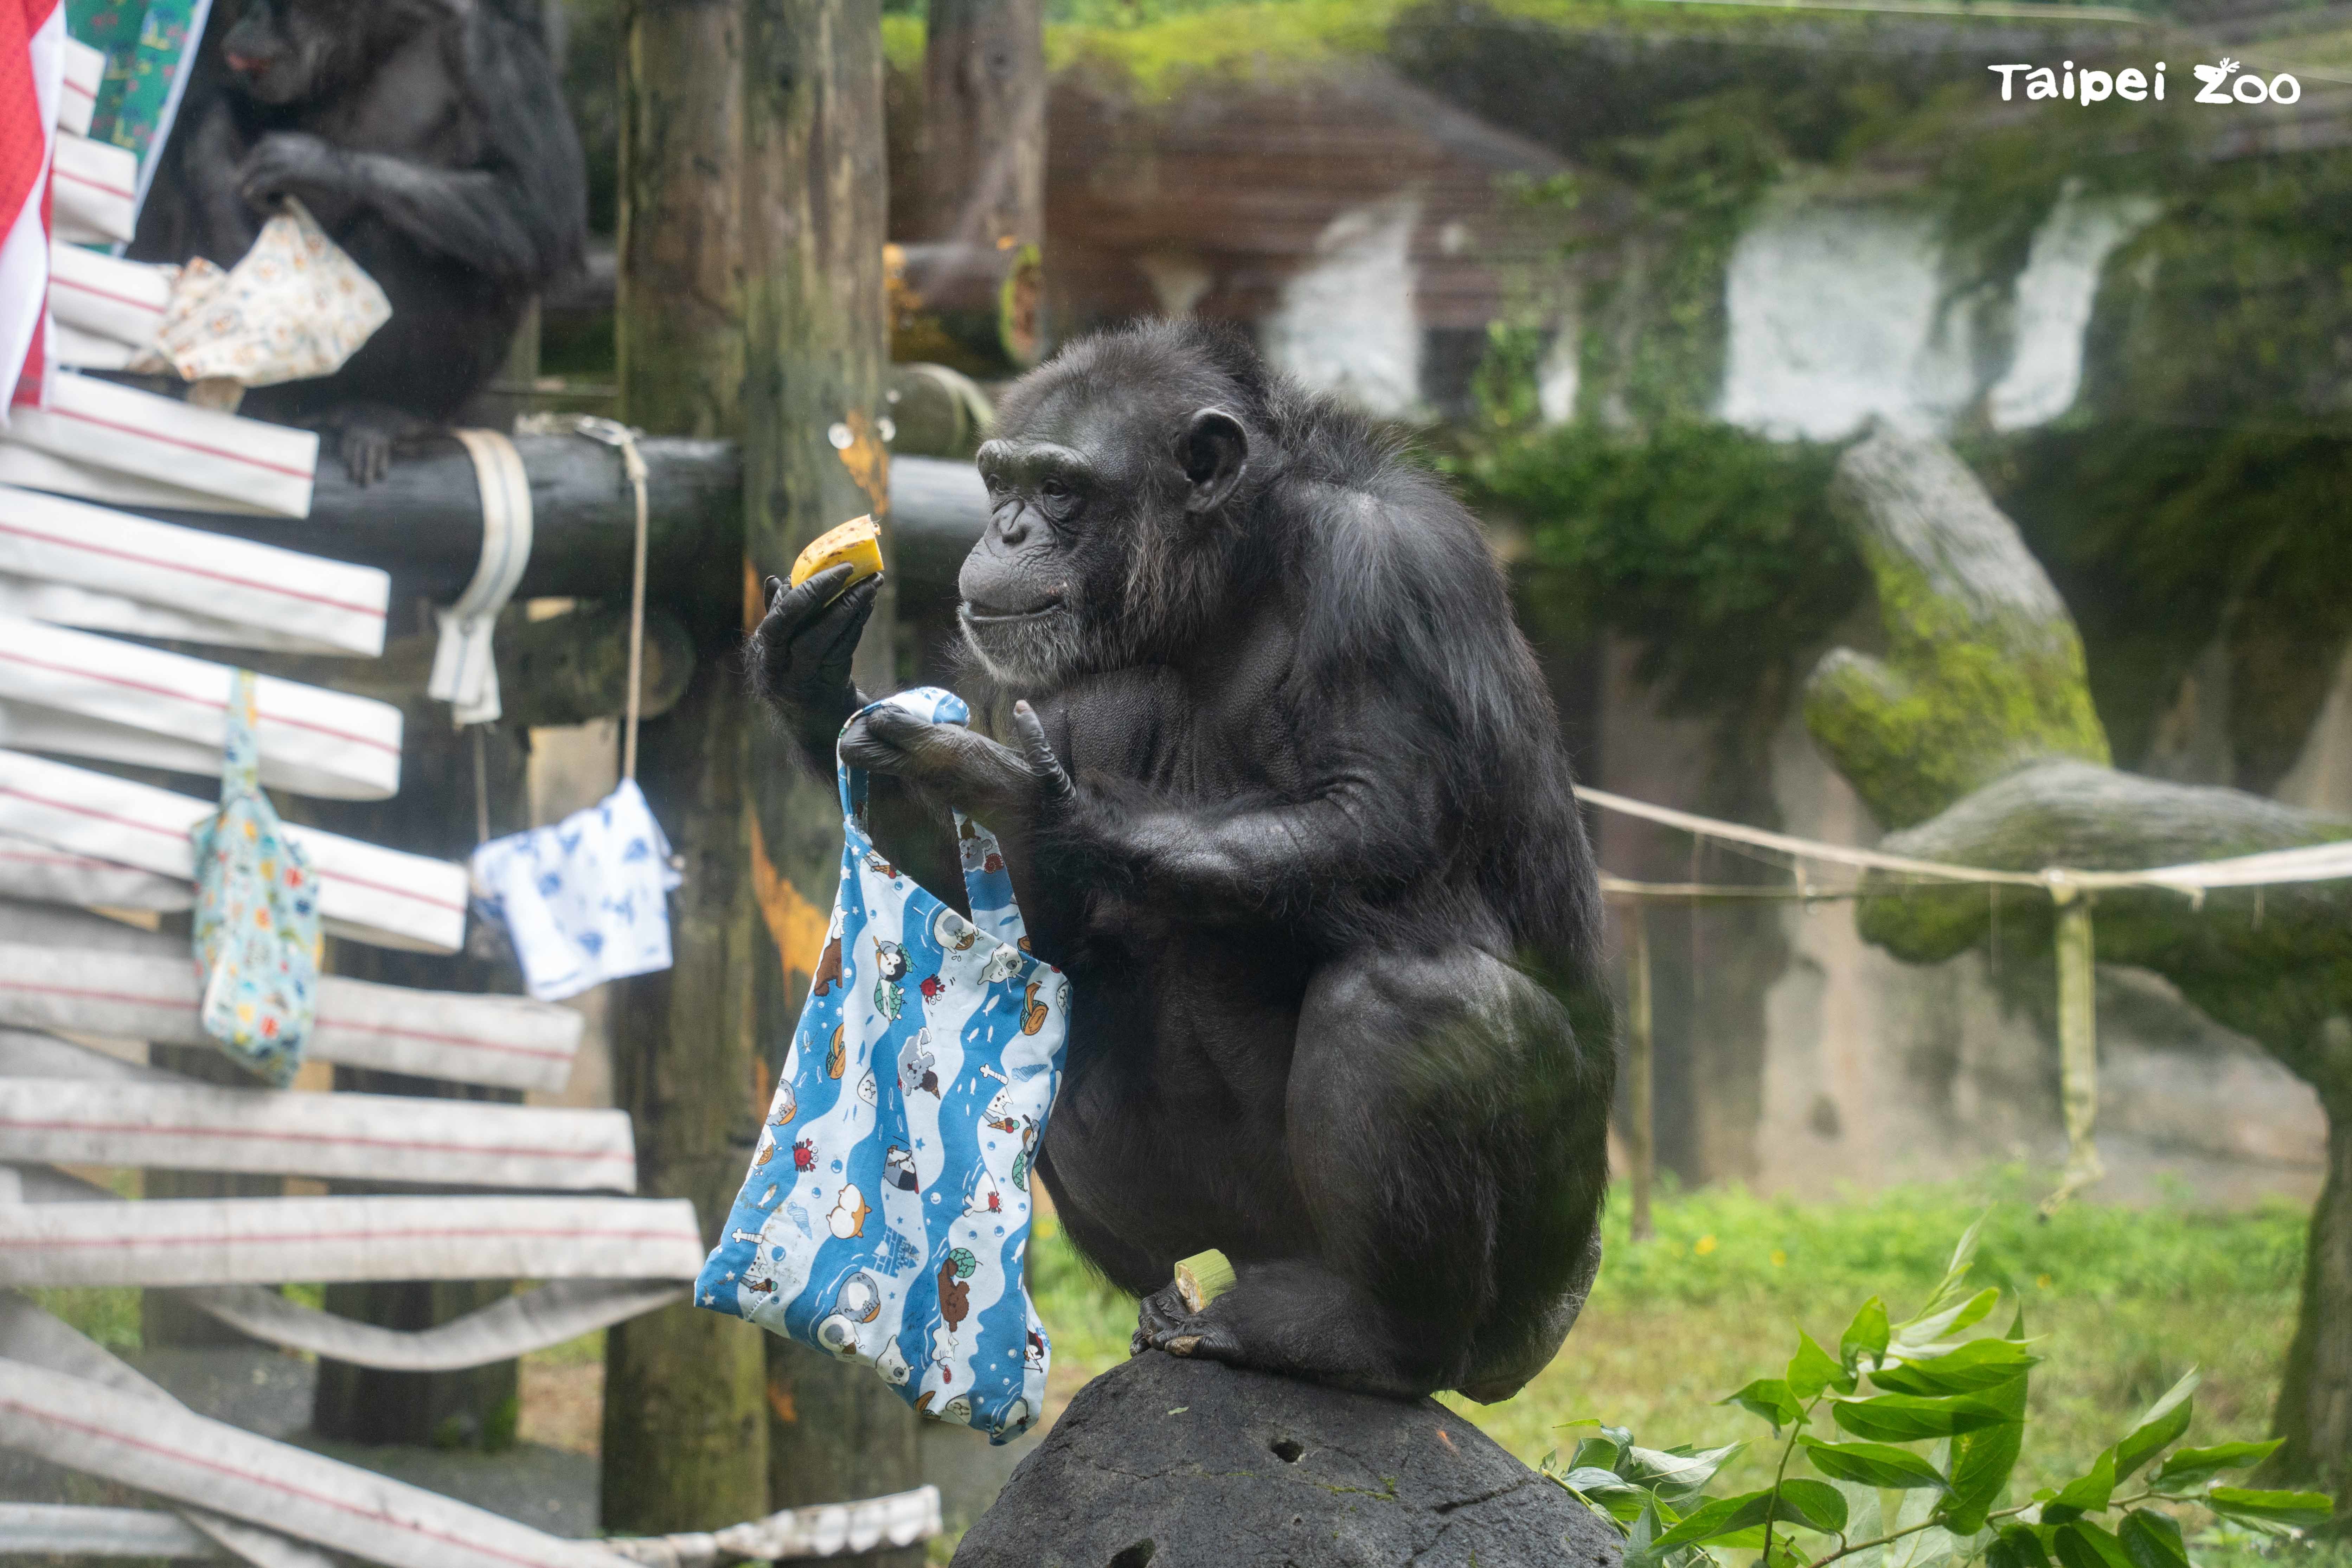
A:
0;751;467;952
0;439;278;517
2;373;317;517
0;484;390;655
0;1078;636;1190
0;1358;637;1568
46;240;172;347
0;945;582;1091
0;1194;705;1287
48;134;137;243
0;828;190;910
0;616;402;798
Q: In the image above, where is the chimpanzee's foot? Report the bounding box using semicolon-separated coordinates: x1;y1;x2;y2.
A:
307;401;432;486
1130;1280;1243;1363
1127;1262;1449;1400
341;423;395;486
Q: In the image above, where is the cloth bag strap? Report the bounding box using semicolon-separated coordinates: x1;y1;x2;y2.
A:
834;687;1030;947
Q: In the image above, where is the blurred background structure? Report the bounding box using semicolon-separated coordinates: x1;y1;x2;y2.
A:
545;0;2352;1211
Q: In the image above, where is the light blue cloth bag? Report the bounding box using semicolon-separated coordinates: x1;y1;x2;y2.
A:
697;687;1069;1442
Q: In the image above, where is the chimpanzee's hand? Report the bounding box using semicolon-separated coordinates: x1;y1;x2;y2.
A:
748;567;879;760
237;132;352;208
1009;701;1077;829
840;705;1039;822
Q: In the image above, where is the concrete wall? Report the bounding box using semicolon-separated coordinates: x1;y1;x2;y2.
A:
1593;639;2331;1209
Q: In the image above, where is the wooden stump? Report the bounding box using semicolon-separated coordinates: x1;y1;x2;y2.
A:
952;1353;1623;1568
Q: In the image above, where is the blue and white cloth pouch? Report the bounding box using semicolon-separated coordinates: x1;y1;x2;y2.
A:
696;687;1069;1442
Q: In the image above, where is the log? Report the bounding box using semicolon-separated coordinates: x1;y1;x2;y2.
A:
597;0;769;1537
1805;426;2352;1510
140;435;741;604
887;241;1043;375
951;1353;1624;1567
887;363;994;460
495;603;694;730
129;441;986;604
739;3;925;1557
327;605;695;732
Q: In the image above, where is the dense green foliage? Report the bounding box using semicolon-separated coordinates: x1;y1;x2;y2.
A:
1462;421;1857;712
1981;427;2352;794
1551;1222;2336;1568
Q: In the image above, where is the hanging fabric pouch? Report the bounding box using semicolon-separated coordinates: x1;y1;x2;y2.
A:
696;687;1069;1444
190;669;322;1086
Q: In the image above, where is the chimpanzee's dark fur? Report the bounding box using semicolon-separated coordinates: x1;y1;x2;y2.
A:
132;0;585;483
751;320;1613;1401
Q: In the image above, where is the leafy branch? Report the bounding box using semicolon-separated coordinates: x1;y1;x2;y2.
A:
1545;1220;2334;1568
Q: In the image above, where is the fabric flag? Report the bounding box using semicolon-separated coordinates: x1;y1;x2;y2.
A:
2;0;64;417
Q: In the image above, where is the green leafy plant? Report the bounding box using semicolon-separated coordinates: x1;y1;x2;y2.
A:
1545;1221;2334;1568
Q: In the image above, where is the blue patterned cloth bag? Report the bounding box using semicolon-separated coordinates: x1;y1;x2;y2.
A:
190;669;322;1086
697;687;1069;1443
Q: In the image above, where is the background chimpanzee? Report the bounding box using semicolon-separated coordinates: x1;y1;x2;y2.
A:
753;319;1615;1401
132;0;585;483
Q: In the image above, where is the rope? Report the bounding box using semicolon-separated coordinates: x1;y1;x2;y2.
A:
1581;782;2352;1214
1581;785;2352;896
558;416;652;782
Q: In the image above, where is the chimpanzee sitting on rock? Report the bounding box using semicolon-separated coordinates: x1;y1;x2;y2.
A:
132;0;585;484
752;320;1614;1402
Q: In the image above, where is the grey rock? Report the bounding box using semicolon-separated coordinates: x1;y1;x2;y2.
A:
952;1351;1623;1568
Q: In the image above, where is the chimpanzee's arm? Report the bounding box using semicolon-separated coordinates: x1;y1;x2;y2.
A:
238;133;547;281
1019;710;1441;924
1067;778;1434;922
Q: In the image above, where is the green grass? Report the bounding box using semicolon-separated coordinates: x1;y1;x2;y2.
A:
25;1174;2324;1562
1029;1171;2314;1510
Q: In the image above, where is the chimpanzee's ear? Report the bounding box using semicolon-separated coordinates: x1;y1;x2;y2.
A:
1176;407;1248;516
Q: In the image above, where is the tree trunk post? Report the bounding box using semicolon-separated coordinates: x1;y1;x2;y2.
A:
598;0;772;1535
922;0;1044;254
740;2;921;1558
2273;1070;2352;1513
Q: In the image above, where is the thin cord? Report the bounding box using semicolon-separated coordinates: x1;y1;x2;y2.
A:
620;430;649;783
472;723;491;845
550;415;652;782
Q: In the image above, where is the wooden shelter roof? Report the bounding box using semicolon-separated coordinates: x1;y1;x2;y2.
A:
1045;62;1614;337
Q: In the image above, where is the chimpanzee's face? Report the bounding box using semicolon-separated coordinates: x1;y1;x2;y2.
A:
962;398;1134;690
961;378;1249;691
222;0;455;106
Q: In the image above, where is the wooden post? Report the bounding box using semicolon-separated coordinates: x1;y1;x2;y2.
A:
922;0;1044;254
901;0;1045;371
2040;889;2104;1215
1626;903;1655;1243
614;0;745;443
739;2;919;1559
597;0;771;1535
